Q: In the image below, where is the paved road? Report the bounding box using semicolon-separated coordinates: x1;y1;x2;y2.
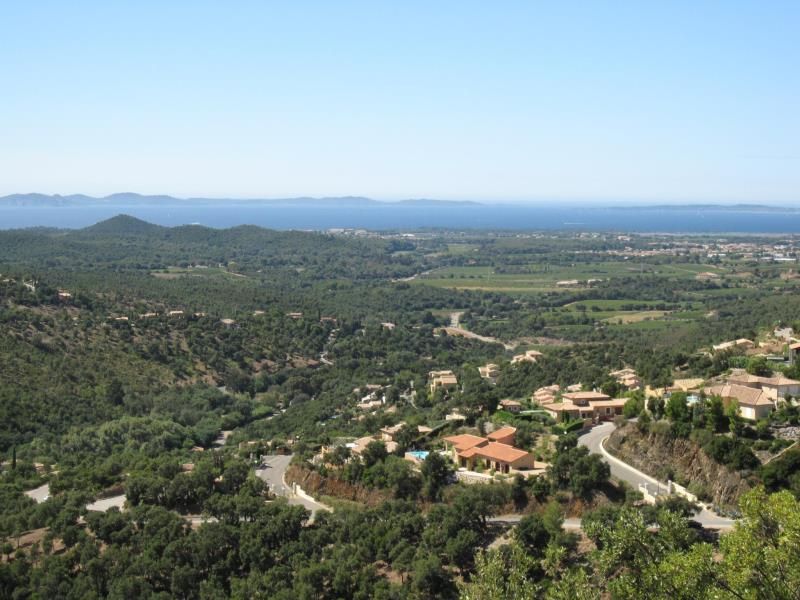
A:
579;422;735;530
255;454;330;519
24;483;50;504
489;514;582;530
86;494;126;512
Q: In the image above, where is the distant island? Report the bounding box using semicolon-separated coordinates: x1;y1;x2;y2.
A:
0;193;481;208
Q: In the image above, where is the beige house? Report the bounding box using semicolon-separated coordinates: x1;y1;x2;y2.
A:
727;370;800;399
544;402;593;421
429;370;458;394
532;384;560;405
478;363;500;381
610;367;641;390
499;399;522;413
543;391;626;422
350;436;398;455
511;350;544;365
704;383;774;421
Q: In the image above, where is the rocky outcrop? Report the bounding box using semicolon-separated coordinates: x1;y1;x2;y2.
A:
285;464;391;506
606;423;752;508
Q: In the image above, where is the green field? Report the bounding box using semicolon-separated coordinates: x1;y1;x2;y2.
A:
415;261;730;294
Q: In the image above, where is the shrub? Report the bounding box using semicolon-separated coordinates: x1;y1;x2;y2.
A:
649;420;672;437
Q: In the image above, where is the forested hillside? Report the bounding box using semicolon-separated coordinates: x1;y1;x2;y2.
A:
3;220;800;598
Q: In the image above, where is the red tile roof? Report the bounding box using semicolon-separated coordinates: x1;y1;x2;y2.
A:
487;426;517;441
466;442;530;463
443;434;488;452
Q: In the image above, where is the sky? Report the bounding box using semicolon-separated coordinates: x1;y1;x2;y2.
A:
0;1;798;203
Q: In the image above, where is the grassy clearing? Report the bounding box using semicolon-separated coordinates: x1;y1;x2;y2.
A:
601;310;669;324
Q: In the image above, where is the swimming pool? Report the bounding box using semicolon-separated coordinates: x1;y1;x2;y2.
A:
407;450;429;461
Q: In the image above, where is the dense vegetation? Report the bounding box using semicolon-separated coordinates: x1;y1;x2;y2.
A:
3;218;800;597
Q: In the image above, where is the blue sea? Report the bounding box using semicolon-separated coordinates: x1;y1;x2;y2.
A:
3;203;800;233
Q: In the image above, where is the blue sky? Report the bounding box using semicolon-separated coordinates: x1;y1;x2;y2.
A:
1;1;798;202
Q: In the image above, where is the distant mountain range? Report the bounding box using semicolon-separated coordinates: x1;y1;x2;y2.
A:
2;194;799;212
0;193;481;208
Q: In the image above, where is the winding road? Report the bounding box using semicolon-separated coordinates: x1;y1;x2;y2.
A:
578;422;735;530
255;454;330;520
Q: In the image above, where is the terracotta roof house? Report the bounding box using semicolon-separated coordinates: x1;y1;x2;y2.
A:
704;383;775;421
457;442;537;473
487;426;517;446
443;433;487;452
443;433;488;463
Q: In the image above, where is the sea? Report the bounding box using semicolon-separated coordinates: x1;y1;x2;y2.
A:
3;203;800;233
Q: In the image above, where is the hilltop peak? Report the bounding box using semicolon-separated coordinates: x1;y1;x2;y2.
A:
82;214;164;235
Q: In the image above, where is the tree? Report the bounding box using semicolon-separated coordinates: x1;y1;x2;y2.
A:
421;452;452;502
746;355;771;377
106;379;125;406
647;396;665;420
513;514;550;558
361;440;388;468
393;424;418;454
459;544;540;600
716;487;800;598
665;392;690;423
511;474;529;510
410;553;457;600
705;395;727;433
623;391;645;418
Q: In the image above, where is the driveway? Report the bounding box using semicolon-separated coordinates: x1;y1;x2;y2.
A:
579;422;735;530
86;494;126;512
255;454;330;519
24;483;50;504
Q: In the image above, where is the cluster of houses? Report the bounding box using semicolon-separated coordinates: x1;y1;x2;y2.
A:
477;351;545;385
